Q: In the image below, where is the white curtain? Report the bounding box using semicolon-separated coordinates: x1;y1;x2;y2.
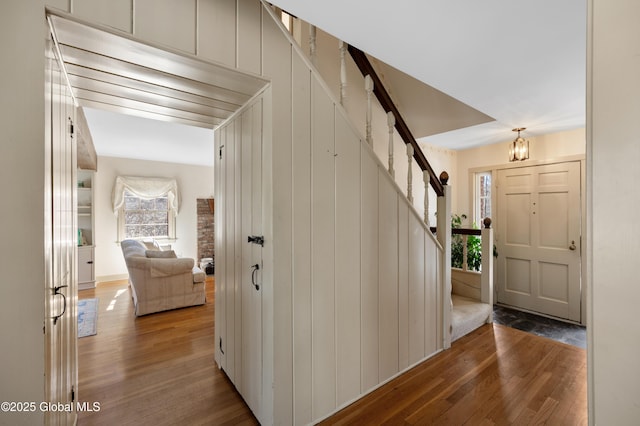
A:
112;176;179;216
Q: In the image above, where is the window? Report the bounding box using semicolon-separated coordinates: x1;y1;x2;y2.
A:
121;191;173;239
112;176;179;242
475;171;492;226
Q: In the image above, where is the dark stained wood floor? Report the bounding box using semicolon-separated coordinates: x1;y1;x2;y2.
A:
79;280;587;425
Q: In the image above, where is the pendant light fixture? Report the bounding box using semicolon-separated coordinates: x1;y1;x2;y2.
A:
508;127;529;162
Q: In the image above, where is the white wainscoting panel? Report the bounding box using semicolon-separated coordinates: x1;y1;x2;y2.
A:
378;172;400;380
360;145;380;392
291;53;313;425
311;77;337;417
334;109;362;407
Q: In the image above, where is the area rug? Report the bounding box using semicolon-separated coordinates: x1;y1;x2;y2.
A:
78;298;98;338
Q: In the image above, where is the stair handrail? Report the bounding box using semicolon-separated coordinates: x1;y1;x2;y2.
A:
347;45;444;197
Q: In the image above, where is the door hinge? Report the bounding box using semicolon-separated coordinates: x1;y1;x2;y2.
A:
71;385;75;402
69;118;74;137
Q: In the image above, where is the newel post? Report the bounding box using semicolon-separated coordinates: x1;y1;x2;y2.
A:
481;217;494;323
437;171;452;349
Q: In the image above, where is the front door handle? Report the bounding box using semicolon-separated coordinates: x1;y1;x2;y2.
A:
569;240;577;251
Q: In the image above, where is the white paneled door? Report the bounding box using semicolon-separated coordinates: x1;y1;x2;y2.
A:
496;162;581;322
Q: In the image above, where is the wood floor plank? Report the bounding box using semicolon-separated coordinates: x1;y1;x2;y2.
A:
321;324;587;425
77;279;258;426
79;281;586;425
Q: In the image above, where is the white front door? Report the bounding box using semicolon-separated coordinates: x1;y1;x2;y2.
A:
496;161;581;322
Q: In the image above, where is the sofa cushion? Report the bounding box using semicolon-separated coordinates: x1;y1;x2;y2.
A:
146;249;177;258
192;266;206;283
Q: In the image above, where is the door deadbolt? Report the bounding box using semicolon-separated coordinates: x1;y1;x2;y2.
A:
569;240;577;251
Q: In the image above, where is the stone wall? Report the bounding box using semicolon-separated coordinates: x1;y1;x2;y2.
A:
197;198;214;263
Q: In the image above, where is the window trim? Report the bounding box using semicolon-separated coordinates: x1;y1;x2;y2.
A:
117;192;176;242
112;176;180;242
472;170;493;227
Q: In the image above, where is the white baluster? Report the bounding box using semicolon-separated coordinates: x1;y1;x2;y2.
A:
339;41;347;106
365;75;374;146
423;170;430;225
407;143;414;203
309;25;317;65
387;112;395;178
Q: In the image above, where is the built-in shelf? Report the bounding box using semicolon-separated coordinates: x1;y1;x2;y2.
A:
77;169;95;289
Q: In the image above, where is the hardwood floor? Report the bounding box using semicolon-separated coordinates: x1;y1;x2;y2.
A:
79;280;587;425
77;278;258;425
321;324;587;425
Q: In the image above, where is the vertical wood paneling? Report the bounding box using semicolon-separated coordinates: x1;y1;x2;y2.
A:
262;8;294;424
45;0;70;12
291;54;313;424
378;173;399;380
234;118;243;389
214;126;226;369
424;234;438;356
240;110;252;398
311;78;337;417
135;0;197;53
237;0;262;74
224;123;236;381
72;0;133;33
361;148;379;391
335;112;362;406
397;201;410;370
249;100;264;416
408;213;426;364
198;0;237;66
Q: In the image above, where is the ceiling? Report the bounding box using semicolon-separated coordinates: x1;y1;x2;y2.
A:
48;14;268;167
50;1;586;166
270;0;587;150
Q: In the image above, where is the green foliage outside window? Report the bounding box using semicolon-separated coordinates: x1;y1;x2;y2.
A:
451;213;482;272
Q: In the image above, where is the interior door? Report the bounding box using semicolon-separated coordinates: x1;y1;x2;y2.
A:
215;98;264;419
496;161;581;322
239;100;263;416
44;37;78;426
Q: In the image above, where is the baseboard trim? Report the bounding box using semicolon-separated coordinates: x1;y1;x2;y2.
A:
96;273;129;283
78;282;96;291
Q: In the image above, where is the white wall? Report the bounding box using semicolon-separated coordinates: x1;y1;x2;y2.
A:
94;156;214;281
213;4;445;424
0;2;46;424
456;128;585;223
307;24;456;224
589;0;640;423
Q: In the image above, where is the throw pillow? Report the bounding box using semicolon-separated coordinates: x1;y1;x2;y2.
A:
145;249;177;258
142;239;161;250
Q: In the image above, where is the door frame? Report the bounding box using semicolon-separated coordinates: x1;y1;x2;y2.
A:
468;154;586;325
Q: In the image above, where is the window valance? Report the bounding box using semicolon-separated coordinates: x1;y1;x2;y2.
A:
112;176;180;216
